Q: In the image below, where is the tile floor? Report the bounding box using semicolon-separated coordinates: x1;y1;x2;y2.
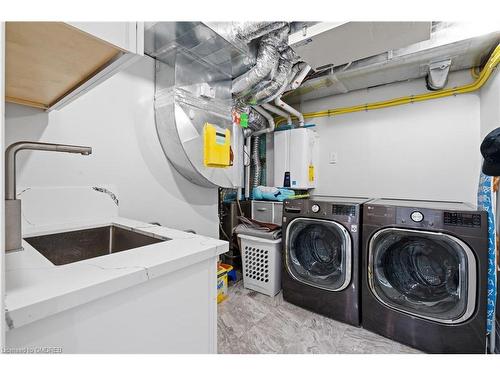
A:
217;281;421;354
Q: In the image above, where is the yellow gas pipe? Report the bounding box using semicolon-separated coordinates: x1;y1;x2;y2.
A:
275;44;500;126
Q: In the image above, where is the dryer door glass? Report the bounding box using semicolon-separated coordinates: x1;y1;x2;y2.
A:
286;218;352;291
368;228;476;324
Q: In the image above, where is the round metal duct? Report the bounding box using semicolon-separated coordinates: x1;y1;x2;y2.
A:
154;50;243;188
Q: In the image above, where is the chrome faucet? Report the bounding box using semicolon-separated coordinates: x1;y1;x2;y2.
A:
5;142;92;252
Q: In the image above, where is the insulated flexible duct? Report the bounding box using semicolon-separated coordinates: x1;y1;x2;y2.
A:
233;101;268;132
248;107;268;132
235;22;288;43
242;48;300;105
263;61;304;104
232;25;290;95
251;135;261;191
252;106;275;136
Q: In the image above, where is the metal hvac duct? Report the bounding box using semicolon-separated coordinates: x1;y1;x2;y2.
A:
145;22;256;188
232;25;290;95
242;49;301;105
144;22;298;188
285;26;500;104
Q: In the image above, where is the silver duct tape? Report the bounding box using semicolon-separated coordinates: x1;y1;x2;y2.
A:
232;99;249;114
266;50;282;83
248;108;268;131
232;25;290;95
231;102;268;132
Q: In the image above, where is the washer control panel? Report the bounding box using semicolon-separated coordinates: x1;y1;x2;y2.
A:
396;207;440;227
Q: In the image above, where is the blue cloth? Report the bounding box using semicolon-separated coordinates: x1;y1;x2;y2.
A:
477;172;497;334
252;186;295;202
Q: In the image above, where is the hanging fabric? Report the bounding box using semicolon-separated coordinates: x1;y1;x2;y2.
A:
477;172;497;339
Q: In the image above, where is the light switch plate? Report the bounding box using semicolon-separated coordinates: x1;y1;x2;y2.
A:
329;152;338;164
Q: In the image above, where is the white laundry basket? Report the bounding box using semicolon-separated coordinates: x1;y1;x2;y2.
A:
238;234;282;297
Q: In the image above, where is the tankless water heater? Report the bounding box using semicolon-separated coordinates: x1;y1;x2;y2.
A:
273;128;319;190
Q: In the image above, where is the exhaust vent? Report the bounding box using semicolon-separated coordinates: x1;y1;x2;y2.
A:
426;59;452;90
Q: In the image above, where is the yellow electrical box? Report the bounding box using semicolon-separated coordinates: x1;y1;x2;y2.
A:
203;122;231;168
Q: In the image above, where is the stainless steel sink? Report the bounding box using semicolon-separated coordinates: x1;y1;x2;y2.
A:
24;225;170;266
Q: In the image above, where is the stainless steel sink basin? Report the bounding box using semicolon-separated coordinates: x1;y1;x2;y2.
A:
24;225;170;266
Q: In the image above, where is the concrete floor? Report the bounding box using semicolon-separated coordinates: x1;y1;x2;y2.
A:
217;281;421;354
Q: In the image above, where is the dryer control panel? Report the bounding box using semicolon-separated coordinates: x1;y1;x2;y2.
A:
443;212;481;228
364;202;487;242
365;204;486;236
332;204;356;217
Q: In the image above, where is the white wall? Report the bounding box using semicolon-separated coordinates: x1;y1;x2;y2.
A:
1;21;6;349
480;69;500;139
5;56;219;237
287;70;482;204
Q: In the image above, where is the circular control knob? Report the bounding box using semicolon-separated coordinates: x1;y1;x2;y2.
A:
411;211;424;222
311;204;320;213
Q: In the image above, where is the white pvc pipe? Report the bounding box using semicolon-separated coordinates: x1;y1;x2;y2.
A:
275;96;304;127
290;64;311;90
252;105;275;135
261;103;292;125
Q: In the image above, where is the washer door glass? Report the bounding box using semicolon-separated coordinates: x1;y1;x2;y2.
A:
286;218;351;291
368;228;476;324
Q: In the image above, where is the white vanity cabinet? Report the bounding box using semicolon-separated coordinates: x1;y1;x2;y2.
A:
4;187;227;354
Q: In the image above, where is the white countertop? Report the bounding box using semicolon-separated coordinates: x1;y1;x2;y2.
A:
5;216;228;330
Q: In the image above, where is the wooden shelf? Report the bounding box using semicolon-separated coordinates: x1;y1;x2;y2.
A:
6;22;122;109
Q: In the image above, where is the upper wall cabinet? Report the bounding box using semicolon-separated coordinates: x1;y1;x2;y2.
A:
67;22;141;54
5;22;144;111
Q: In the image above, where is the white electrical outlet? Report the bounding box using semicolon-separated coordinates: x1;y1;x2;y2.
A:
329;152;338;165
